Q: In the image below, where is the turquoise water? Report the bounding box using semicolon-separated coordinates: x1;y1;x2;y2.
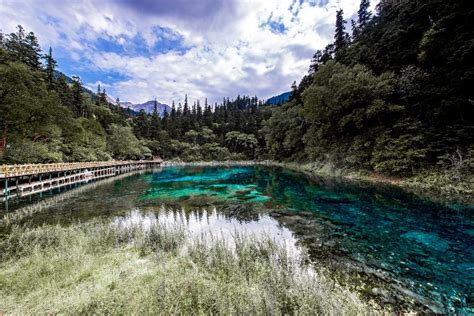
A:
1;165;473;313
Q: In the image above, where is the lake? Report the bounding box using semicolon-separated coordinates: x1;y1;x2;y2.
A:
1;165;472;313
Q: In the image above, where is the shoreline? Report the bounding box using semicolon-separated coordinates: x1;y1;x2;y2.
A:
276;162;473;206
159;160;473;206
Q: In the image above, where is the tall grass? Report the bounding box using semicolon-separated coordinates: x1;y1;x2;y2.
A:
0;214;383;314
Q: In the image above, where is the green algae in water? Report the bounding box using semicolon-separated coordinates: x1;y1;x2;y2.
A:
140;166;271;205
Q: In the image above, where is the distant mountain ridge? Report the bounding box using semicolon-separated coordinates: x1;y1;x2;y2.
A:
54;71;171;116
119;100;171;116
266;91;292;106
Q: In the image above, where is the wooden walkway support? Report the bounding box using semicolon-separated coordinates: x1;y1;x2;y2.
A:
1;169;155;224
1;159;162;200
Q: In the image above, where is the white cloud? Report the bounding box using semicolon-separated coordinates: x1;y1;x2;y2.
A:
0;0;376;104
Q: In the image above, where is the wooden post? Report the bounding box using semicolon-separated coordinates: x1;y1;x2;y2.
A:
39;174;43;198
3;178;8;199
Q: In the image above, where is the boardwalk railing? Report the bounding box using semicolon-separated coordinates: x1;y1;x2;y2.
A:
0;160;162;178
1;159;163;200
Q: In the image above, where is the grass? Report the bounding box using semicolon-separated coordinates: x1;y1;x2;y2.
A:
0;213;383;315
280;161;473;205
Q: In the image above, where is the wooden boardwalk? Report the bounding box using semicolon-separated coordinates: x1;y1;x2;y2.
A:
1;159;162;200
0;160;161;178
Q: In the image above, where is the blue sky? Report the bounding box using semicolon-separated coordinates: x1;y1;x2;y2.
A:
0;0;374;104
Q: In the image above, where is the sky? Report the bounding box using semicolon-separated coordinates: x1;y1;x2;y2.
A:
0;0;376;105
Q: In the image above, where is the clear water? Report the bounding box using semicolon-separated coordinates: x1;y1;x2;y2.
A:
1;165;473;313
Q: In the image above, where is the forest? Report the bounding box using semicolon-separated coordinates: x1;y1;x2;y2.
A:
0;26;270;163
264;0;473;177
1;0;473;178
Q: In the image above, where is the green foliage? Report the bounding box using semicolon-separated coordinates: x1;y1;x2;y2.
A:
225;131;259;159
301;61;402;170
131;95;269;160
200;142;231;161
107;124;151;160
371;119;428;174
3;25;42;69
264;0;473;176
0;26;178;163
262;101;306;161
0;62;64;163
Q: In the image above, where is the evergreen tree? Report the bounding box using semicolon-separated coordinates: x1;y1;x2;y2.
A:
5;25;42;69
71;76;85;117
96;84;101;105
56;74;73;109
133;110;150;139
150;98;161;139
334;10;349;55
162;108;170;131
44;47;56;90
289;81;302;104
357;0;371;30
100;88;107;105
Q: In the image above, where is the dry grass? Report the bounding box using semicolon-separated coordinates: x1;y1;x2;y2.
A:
0;214;383;315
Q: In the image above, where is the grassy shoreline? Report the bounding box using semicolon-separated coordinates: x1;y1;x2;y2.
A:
277;162;473;206
0;215;384;314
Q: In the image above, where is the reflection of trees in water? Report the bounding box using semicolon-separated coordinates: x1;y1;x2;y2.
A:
1;170;149;226
149;203;263;224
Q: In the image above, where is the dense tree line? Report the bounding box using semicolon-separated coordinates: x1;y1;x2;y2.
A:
132;95;270;161
0;26;270;163
264;0;473;177
0;26;151;163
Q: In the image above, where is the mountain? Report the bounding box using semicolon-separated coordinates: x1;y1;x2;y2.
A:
119;100;171;116
106;95;117;105
266;91;292;106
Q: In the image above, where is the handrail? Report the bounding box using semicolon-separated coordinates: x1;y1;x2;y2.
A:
0;159;163;178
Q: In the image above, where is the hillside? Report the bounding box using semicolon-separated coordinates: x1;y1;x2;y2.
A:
266;92;291;106
264;0;473;180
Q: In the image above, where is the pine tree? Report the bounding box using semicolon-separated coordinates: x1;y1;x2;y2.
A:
5;26;42;69
151;99;162;139
351;19;360;39
183;95;190;116
56;74;73;109
96;84;101;105
134;110;150;139
162;108;170;131
289;81;298;102
100;88;107;104
71;76;84;117
334;10;349;55
44;47;56;90
357;0;371;31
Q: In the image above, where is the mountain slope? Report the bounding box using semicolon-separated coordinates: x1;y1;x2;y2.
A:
120;100;171;116
266;92;291;106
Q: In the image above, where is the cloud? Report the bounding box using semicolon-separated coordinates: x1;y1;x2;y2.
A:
0;0;373;104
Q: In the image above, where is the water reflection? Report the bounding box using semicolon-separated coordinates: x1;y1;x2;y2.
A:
113;208;299;258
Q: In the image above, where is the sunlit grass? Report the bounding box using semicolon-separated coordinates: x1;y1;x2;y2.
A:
0;215;382;314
